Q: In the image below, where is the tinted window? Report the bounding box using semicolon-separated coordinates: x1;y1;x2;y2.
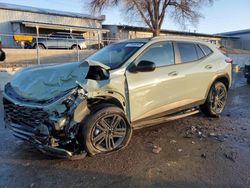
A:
138;42;174;67
199;44;213;56
195;45;205;59
72;35;85;39
50;34;67;39
177;42;199;63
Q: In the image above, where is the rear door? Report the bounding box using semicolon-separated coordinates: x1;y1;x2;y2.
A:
126;41;189;122
46;34;58;49
56;34;67;49
174;42;218;101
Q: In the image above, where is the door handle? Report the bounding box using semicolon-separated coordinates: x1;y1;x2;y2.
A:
205;65;213;69
168;71;178;77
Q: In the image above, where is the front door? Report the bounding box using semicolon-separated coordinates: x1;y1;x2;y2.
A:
126;41;189;122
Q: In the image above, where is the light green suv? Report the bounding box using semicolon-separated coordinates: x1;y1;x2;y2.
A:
3;37;232;158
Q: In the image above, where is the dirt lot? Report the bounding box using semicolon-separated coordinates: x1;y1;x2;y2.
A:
0;71;250;188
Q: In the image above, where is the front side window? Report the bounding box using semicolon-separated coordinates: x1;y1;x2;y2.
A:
137;42;174;67
87;42;145;69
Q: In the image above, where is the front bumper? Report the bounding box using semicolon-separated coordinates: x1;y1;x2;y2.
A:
6;122;76;159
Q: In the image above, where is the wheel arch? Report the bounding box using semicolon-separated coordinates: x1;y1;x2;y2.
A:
205;74;230;100
33;43;46;49
214;76;230;91
88;96;124;110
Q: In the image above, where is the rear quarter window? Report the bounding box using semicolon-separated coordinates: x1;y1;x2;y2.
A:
195;45;205;59
199;44;213;56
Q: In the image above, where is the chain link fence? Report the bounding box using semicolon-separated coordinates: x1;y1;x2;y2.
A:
0;33;119;67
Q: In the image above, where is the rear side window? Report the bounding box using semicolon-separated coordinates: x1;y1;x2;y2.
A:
72;35;85;39
199;44;213;56
138;42;174;67
177;42;199;63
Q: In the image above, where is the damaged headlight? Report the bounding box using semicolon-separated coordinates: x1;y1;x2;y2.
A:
50;87;88;132
78;88;87;98
63;88;87;109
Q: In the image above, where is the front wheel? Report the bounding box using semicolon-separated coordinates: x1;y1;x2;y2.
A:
200;82;228;117
79;104;132;156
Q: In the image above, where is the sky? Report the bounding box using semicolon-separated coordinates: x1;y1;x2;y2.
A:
0;0;249;34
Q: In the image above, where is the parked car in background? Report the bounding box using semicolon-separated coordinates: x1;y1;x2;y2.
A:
31;32;87;50
3;36;232;159
244;58;250;83
0;39;6;61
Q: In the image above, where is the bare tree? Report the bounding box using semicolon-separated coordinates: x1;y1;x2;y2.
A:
89;0;213;36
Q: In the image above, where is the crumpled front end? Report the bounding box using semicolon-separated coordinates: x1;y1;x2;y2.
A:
2;60;120;158
3;85;89;158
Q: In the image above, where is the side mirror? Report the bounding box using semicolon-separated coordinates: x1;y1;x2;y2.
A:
129;60;156;73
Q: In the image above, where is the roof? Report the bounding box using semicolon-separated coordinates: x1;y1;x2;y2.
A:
103;24;239;39
12;21;110;33
218;29;250;36
0;3;105;21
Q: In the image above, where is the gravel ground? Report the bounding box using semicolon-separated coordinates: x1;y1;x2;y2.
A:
0;71;250;188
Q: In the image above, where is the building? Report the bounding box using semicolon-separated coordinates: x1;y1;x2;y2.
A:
0;3;109;48
103;24;239;48
219;29;250;50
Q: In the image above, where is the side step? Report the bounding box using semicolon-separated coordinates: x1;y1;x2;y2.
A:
132;108;200;130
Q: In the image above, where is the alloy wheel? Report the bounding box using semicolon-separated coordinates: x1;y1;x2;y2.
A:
91;114;127;152
211;84;227;114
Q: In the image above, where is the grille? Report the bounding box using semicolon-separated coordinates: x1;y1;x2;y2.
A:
3;98;49;128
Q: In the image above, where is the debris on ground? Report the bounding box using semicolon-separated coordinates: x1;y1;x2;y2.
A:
166;161;177;167
241;127;247;131
201;153;206;159
224;134;229;138
223;151;238;162
152;146;162;154
184;126;207;139
191;126;197;132
23;162;30;167
209;132;217;137
170;140;177;144
178;149;183;152
191;141;195;144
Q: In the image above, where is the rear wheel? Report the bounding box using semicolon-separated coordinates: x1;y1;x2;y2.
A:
80;104;132;156
34;44;45;49
200;82;228;117
71;45;80;50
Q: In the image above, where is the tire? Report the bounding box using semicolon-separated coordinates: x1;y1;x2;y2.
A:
200;82;228;117
71;45;80;50
34;44;45;49
79;103;132;156
247;78;250;84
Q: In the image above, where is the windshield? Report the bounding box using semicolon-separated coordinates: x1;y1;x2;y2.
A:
87;42;145;69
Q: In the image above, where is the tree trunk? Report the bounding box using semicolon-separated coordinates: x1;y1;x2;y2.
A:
153;28;161;36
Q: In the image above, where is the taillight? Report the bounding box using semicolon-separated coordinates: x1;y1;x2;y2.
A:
225;58;233;64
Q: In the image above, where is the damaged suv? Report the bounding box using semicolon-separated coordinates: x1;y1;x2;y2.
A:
3;37;232;158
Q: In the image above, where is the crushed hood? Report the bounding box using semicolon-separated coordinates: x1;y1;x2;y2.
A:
9;61;110;101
